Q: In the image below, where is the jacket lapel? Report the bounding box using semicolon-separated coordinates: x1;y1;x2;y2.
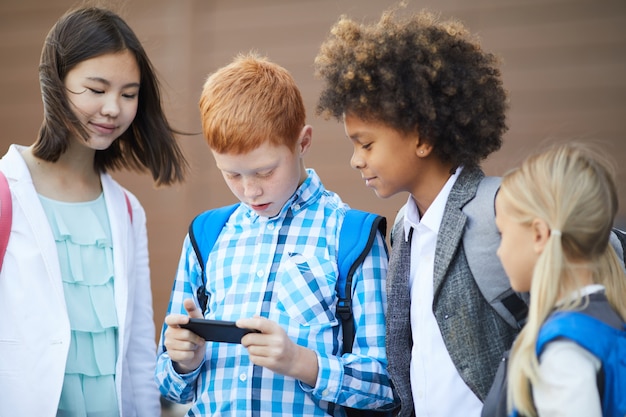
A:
1;146;64;292
432;168;484;297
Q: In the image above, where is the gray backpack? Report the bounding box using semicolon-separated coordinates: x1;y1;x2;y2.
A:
393;176;625;330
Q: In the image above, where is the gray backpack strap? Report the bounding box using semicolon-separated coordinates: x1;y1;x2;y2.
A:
610;229;626;265
392;179;528;329
462;176;528;329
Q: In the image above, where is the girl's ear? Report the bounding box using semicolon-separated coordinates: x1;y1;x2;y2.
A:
531;218;551;254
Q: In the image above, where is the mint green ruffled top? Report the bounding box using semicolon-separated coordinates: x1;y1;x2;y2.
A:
39;194;120;417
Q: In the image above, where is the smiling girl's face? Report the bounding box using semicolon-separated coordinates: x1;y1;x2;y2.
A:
64;50;140;150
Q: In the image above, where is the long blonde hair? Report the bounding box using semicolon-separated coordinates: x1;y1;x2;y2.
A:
498;142;626;416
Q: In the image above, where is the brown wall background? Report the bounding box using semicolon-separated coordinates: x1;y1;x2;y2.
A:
1;0;625;339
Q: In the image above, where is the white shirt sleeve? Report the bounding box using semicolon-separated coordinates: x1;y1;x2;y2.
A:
533;340;602;417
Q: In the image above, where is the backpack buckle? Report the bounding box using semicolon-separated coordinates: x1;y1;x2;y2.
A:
336;299;352;320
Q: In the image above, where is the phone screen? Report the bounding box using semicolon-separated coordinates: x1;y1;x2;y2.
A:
180;318;258;344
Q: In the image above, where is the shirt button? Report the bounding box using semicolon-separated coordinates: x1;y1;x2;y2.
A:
256;269;264;278
239;373;247;382
322;389;329;396
294;204;300;210
267;223;275;230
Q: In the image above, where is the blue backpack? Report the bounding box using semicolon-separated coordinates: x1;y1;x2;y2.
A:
536;311;626;417
188;203;387;354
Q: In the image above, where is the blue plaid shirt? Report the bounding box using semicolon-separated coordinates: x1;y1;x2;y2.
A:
156;169;393;416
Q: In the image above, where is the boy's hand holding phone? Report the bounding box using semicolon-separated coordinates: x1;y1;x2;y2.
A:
238;316;319;387
163;298;207;374
165;302;318;386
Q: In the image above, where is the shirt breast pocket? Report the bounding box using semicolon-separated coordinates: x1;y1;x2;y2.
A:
275;253;338;327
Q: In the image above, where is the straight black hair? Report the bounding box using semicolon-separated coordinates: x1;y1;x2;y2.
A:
35;6;187;185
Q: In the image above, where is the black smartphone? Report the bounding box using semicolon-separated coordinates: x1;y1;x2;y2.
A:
180;318;258;344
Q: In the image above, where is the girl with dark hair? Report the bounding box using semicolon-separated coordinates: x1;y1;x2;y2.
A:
0;6;188;416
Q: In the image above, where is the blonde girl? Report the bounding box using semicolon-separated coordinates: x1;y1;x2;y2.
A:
494;142;626;416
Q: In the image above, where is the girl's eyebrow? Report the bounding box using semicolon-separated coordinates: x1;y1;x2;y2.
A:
86;76;140;89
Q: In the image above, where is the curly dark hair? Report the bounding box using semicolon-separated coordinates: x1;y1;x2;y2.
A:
315;8;508;169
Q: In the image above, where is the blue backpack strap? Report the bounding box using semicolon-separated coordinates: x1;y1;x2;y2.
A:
537;311;626;417
188;203;240;313
187;204;388;350
337;209;387;354
537;312;618;356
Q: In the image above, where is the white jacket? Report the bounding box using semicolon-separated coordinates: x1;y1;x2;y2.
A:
0;145;160;416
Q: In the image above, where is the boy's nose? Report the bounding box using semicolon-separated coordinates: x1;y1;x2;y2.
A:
243;178;262;198
350;152;364;169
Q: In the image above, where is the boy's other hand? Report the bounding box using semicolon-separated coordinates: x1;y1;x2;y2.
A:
163;298;206;374
238;316;319;387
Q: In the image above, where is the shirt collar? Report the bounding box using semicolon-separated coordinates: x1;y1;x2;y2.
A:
403;165;463;241
557;284;606;306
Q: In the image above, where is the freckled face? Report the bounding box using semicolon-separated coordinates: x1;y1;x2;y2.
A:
212;141;304;218
343;114;421;199
495;193;537;292
63;50;140;150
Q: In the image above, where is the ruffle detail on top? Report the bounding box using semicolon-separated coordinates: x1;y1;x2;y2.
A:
39;194;119;416
39;194;119;334
57;374;119;417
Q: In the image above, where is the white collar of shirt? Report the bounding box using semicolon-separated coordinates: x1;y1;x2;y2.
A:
557;284;605;306
403;165;463;241
404;164;484;415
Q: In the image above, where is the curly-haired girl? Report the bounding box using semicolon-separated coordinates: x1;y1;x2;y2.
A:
315;8;522;417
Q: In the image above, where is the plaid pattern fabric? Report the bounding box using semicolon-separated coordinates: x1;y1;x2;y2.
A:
156;170;393;416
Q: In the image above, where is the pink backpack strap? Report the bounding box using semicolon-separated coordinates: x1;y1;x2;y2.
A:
124;191;133;223
0;171;12;269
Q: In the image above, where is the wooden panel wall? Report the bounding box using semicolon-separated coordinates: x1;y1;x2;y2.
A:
1;0;625;335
